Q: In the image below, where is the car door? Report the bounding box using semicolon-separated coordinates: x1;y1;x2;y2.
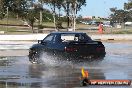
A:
41;34;55;52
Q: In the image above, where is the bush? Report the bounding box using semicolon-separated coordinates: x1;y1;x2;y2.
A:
56;21;63;29
38;25;44;29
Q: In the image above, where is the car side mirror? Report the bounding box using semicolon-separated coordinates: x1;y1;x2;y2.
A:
40;40;47;45
38;40;42;43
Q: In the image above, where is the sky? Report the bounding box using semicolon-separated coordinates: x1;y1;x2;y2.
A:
77;0;128;17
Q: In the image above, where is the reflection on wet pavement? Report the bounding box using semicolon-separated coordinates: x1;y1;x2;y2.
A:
0;41;132;88
0;56;80;88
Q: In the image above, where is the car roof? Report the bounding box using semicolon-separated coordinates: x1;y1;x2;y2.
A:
50;32;86;35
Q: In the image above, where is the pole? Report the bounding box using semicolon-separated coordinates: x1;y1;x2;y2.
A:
6;7;9;33
40;11;42;25
66;0;70;28
73;2;77;31
53;3;57;31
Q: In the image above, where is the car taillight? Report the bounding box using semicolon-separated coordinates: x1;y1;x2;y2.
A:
65;47;77;52
96;47;104;52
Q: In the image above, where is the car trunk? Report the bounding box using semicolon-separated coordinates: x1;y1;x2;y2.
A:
65;41;105;56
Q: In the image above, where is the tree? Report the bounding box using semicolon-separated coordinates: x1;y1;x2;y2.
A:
124;0;132;10
109;0;132;23
32;2;43;25
39;0;86;30
62;0;86;28
25;9;39;33
0;0;33;19
110;7;117;12
38;0;64;31
110;9;128;23
124;0;132;21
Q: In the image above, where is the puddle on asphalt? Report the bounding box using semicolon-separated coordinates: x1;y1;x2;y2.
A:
0;41;132;88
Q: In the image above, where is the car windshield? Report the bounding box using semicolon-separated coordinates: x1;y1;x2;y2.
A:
61;33;92;42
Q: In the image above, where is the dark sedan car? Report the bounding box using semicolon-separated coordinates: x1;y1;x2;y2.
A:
29;32;106;63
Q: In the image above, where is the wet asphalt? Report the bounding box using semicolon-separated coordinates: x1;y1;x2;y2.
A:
0;41;132;88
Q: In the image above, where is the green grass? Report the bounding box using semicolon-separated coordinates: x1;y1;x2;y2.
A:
0;18;132;34
0;27;17;31
0;26;32;34
113;29;132;34
0;18;104;29
0;18;24;25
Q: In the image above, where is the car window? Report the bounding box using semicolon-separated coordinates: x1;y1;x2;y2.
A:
43;34;54;42
61;34;75;42
78;34;85;40
53;35;57;42
84;34;92;41
60;33;91;42
74;34;92;41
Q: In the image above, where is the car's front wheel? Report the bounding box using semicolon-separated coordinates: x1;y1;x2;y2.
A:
29;49;41;64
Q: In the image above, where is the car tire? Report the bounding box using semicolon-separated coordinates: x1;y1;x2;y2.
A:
29;53;40;64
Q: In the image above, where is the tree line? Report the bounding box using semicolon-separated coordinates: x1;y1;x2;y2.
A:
109;0;132;24
0;0;131;32
0;0;86;32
